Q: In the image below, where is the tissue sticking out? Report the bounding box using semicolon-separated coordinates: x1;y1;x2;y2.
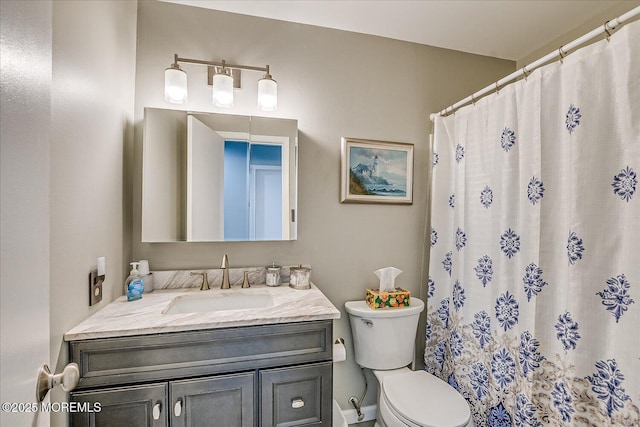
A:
366;267;411;309
375;267;402;292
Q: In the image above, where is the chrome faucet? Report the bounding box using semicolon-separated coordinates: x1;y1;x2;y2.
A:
190;272;210;291
220;254;230;289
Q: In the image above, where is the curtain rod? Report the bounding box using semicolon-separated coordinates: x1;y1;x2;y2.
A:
429;6;640;122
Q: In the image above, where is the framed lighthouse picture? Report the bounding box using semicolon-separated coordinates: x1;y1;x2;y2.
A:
340;137;413;204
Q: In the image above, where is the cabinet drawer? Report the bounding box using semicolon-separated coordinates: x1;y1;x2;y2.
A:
260;362;332;427
70;383;167;427
70;321;331;389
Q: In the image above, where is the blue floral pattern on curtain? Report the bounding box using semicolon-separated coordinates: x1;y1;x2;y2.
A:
426;21;639;427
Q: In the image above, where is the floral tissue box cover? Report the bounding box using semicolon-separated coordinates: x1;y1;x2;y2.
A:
366;288;411;309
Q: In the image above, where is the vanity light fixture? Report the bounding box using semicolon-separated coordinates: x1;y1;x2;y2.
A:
257;65;278;111
164;60;188;104
211;62;234;108
164;54;278;111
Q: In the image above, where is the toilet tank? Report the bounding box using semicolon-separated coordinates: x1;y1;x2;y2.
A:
345;299;425;370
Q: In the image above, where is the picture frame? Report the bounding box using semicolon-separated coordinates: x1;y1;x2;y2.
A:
340;137;414;204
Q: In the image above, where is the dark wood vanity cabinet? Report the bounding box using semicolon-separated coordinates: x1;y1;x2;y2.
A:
169;373;255;427
260;363;332;427
71;383;168;427
68;321;332;427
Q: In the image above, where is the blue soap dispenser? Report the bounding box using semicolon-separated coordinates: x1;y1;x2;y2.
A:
124;262;144;301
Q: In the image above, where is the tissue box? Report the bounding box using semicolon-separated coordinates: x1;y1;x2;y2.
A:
366;288;410;309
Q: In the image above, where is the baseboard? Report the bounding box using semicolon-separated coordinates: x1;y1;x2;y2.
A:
341;404;377;424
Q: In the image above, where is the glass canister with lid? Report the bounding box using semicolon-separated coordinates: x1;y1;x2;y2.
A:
265;263;281;287
289;265;311;290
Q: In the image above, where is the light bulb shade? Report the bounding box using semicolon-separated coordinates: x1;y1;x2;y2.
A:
257;76;278;111
212;72;234;108
164;66;187;104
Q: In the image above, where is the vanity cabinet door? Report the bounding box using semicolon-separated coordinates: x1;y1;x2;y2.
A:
169;372;254;427
70;383;167;427
260;362;332;427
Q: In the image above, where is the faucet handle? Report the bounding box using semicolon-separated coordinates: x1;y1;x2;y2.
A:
190;272;210;291
221;254;229;269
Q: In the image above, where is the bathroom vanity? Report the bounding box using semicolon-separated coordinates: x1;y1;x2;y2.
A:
64;284;340;427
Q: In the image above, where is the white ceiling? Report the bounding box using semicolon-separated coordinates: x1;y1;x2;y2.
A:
161;0;633;61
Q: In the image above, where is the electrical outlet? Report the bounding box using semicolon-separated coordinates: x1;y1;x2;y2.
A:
89;269;103;306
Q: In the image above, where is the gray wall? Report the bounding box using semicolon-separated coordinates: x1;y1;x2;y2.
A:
1;1;137;426
131;0;514;409
517;1;640;67
49;1;137;424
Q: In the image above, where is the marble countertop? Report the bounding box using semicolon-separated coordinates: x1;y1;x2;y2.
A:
65;283;340;341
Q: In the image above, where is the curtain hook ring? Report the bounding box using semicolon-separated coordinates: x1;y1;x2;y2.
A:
471;94;476;105
522;66;530;80
558;46;566;64
495;81;500;94
604;20;612;41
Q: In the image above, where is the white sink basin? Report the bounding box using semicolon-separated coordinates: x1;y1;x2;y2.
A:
163;293;274;315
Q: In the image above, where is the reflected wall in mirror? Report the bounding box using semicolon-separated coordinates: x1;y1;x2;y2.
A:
142;108;297;242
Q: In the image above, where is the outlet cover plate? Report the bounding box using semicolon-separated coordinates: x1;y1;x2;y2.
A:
89;269;103;306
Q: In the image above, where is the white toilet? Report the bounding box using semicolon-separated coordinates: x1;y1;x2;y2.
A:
345;299;473;427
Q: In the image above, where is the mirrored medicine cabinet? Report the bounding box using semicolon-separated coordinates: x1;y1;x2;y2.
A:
142;107;298;242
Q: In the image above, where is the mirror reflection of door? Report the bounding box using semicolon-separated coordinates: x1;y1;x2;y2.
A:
187;115;225;241
224;142;283;240
249;145;283;240
187;118;285;242
223;140;249;240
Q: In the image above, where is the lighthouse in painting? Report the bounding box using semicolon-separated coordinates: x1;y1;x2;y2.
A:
372;155;378;177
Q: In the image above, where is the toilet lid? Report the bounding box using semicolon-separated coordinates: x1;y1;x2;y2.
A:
383;371;471;427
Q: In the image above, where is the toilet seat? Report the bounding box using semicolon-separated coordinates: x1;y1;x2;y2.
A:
382;370;471;427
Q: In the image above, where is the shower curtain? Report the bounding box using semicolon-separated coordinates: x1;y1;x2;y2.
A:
425;21;639;427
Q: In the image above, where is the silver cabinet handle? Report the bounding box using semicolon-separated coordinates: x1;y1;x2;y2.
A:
174;399;182;417
37;363;80;401
291;398;305;409
152;403;161;420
